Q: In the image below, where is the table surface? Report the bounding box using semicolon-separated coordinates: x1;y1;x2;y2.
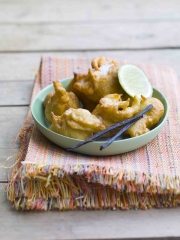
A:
1;1;180;239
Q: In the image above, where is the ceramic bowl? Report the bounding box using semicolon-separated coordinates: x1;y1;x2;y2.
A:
31;78;169;156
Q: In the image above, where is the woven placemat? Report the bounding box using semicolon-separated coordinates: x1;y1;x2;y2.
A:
7;56;180;210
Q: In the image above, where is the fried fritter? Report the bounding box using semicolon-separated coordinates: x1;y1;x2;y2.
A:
66;73;97;112
72;56;125;103
125;97;164;137
43;91;55;108
44;81;81;122
49;108;106;140
92;94;141;128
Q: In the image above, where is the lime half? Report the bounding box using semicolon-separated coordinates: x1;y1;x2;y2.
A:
118;64;153;98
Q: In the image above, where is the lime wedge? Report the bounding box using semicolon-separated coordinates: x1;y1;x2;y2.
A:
118;64;153;98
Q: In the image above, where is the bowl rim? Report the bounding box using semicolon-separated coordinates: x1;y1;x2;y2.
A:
31;77;169;144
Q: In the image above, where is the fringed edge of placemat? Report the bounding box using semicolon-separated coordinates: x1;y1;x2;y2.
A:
7;161;180;210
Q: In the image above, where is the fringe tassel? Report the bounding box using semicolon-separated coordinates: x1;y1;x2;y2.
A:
6;163;180;211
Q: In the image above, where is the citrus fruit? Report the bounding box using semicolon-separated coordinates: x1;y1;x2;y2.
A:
118;64;153;98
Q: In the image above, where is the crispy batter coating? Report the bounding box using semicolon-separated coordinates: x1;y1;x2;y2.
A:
43;91;55;108
72;56;125;103
44;81;81;122
92;94;141;128
49;108;106;140
125;97;164;137
66;73;97;112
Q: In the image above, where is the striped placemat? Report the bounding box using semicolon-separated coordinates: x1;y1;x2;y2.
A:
7;56;180;210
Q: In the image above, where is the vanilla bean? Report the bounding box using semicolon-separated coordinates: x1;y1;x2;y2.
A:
100;117;142;151
66;104;153;151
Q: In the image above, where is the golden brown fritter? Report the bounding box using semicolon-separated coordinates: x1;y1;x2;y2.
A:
125;97;164;137
44;81;81;122
92;94;141;128
49;108;106;140
66;73;97;112
71;56;125;103
43;91;55;108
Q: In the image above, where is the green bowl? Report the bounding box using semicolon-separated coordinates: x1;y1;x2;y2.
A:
31;78;169;156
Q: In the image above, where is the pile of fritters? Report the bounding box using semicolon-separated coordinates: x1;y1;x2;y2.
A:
43;56;164;140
